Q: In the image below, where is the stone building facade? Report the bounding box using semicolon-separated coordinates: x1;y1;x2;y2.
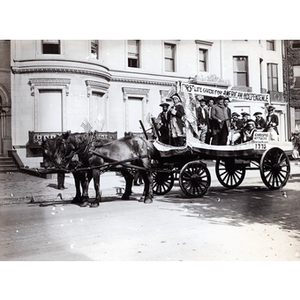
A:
0;40;289;167
0;40;12;156
282;40;300;134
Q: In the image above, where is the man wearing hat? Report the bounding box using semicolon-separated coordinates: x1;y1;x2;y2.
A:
205;98;215;144
253;112;266;130
229;112;244;145
241;112;251;125
211;96;230;145
156;101;171;144
169;94;185;146
242;119;257;142
196;96;209;143
264;105;279;141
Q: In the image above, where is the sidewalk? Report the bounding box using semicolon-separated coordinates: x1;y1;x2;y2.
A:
1;161;300;206
0;171;132;205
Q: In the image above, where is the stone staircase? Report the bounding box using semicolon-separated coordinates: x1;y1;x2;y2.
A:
0;156;19;173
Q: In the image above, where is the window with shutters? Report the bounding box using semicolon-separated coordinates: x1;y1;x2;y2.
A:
267;63;278;91
38;90;62;132
199;48;208;72
293;66;300;88
127;40;140;68
292;40;300;49
233;56;248;87
91;40;99;59
267;40;275;51
164;43;176;72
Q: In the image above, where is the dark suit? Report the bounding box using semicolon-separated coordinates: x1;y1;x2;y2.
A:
170;103;185;146
231;119;244;131
265;114;279;134
211;104;230;145
255;117;267;130
225;106;231;120
205;106;214;144
196;106;209;142
196;106;209;126
157;111;171;144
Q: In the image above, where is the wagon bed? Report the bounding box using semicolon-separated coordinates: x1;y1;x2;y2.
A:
151;126;293;198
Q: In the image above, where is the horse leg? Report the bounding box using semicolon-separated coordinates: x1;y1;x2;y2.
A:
147;170;154;203
89;169;101;208
139;170;153;204
121;169;134;200
71;172;83;204
79;171;92;207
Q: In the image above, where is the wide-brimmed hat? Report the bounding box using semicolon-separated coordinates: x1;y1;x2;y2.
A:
195;95;205;101
159;102;170;107
253;112;263;116
267;105;275;111
232;112;240;117
171;94;181;102
216;95;225;102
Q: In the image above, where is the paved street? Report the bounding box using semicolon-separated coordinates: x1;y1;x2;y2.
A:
1;162;300;261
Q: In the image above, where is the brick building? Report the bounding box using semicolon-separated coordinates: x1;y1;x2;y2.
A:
282;40;300;135
0;40;12;156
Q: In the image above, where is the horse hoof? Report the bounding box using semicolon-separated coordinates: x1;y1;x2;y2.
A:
121;195;130;200
71;198;82;204
79;201;90;207
90;202;99;208
144;199;153;204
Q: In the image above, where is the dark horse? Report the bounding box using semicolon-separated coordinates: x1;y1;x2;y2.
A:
42;131;158;207
42;132;100;204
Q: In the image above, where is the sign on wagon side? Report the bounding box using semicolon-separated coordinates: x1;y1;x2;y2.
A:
253;132;269;150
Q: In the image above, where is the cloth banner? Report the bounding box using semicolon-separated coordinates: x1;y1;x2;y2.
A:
178;82;270;102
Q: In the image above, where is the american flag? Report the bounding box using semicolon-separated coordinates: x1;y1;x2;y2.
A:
81;119;92;132
94;113;105;130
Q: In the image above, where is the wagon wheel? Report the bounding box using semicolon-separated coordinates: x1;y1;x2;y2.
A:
179;161;211;197
260;147;290;190
152;171;174;195
215;158;246;189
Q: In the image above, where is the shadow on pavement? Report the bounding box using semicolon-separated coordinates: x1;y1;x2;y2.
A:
33;195;142;207
155;185;300;237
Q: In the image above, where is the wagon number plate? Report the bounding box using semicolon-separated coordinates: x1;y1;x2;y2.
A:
253;132;269;150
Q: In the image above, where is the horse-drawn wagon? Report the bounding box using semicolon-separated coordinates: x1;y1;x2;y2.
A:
149;81;293;198
151;137;292;198
40;81;294;206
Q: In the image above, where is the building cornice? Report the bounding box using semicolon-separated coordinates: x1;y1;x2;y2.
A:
12;58;110;71
28;78;71;96
12;66;112;81
111;76;175;86
85;80;110;97
195;40;214;46
85;80;110;91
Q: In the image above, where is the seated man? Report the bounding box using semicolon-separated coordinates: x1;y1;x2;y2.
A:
253;111;266;131
229;112;244;145
242;119;257;143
